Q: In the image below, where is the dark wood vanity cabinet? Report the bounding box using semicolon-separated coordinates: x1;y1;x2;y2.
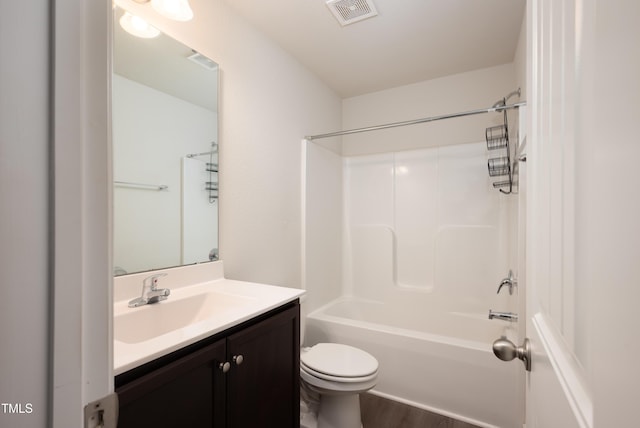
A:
116;301;300;428
116;339;227;427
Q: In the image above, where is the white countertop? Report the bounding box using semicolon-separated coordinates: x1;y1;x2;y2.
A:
114;263;305;376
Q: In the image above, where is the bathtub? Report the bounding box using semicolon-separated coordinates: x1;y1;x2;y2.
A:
304;296;522;428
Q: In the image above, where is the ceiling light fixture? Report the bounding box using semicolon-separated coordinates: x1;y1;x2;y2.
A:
187;51;219;71
119;11;161;38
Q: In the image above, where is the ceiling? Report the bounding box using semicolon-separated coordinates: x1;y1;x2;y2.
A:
222;0;526;98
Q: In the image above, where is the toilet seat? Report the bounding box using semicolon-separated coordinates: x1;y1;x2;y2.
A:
301;363;378;383
300;365;378;395
301;343;378;381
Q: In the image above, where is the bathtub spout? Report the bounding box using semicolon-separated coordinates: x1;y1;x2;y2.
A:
488;310;518;322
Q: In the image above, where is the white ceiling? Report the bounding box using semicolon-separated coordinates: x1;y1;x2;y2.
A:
222;0;526;98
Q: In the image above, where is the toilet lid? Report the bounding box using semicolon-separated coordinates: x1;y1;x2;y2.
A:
301;343;378;378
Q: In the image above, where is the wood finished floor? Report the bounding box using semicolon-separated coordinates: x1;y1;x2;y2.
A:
360;393;481;428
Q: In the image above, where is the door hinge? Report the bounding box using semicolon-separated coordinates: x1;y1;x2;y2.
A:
83;392;118;428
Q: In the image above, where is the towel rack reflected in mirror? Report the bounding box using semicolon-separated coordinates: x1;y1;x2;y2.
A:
114;181;168;191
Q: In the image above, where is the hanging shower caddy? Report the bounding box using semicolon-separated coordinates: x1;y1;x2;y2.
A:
205;161;218;203
486;89;520;194
486;109;512;193
304;88;524;196
186;141;219;203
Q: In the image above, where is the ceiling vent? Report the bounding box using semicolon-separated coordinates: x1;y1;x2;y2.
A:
187;51;218;71
325;0;378;26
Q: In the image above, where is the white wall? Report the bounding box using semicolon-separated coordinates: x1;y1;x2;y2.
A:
210;4;342;288
341;63;518;156
0;2;50;427
116;0;343;289
514;13;527;100
112;74;217;274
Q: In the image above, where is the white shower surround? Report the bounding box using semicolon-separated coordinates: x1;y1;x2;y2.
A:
303;141;520;427
343;142;511;299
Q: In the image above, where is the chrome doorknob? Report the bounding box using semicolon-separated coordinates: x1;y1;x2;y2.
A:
492;337;531;371
233;355;244;366
219;361;231;373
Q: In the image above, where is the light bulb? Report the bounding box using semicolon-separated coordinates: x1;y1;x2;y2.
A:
119;12;161;38
131;15;150;31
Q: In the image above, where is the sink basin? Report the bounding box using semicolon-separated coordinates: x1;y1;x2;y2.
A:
114;291;254;344
113;273;307;375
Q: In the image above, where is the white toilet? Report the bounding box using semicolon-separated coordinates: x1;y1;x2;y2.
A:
300;343;379;428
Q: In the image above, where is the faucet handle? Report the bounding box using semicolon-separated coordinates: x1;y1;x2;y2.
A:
496;270;517;295
128;297;148;308
143;273;168;290
129;273;170;308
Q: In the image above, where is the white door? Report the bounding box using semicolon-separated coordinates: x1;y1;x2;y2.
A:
523;0;592;426
516;115;589;428
522;1;640;427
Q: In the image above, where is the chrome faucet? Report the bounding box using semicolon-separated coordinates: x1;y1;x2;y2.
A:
128;273;170;308
496;270;517;295
488;309;518;322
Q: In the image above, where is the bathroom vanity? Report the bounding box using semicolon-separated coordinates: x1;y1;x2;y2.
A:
113;263;304;428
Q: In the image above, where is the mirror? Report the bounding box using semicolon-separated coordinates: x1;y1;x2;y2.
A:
112;9;219;276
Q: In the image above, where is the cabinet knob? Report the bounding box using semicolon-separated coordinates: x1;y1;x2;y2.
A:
233;355;244;366
219;361;231;373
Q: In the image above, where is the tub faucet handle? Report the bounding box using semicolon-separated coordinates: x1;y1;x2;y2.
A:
497;270;517;295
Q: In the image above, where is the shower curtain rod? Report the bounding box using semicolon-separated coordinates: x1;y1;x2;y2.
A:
304;101;526;141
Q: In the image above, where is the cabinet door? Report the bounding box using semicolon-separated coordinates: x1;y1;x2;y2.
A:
226;304;300;428
117;339;227;428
